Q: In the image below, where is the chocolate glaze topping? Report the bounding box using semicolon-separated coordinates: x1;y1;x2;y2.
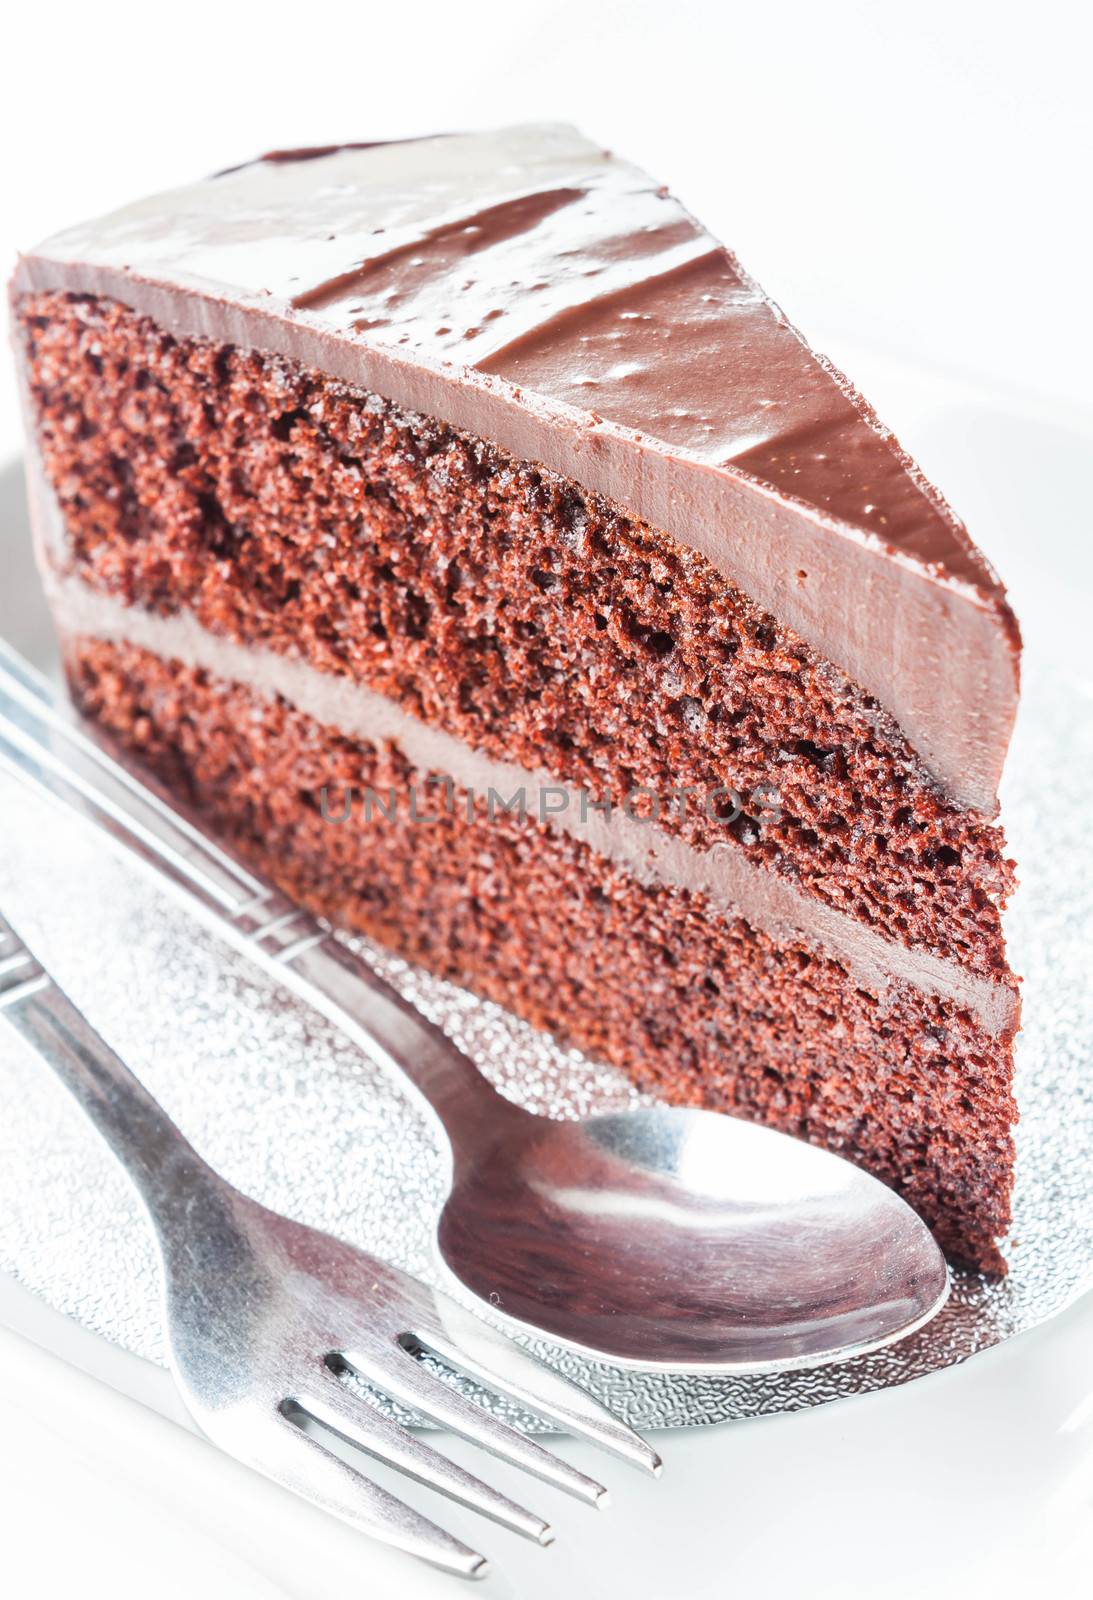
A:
12;124;1019;811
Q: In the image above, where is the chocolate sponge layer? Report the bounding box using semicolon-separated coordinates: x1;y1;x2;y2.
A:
64;634;1017;1272
19;291;1016;978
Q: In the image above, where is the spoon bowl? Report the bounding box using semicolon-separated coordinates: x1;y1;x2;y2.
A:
437;1102;949;1372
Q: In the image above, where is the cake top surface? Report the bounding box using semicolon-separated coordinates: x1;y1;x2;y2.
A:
14;124;1020;812
25;124;998;596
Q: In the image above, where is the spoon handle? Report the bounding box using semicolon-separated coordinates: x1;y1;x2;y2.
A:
0;639;517;1160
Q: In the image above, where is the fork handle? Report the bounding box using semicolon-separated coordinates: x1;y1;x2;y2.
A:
0;908;222;1226
0;642;522;1162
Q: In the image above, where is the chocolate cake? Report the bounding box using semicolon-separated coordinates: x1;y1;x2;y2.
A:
10;125;1021;1272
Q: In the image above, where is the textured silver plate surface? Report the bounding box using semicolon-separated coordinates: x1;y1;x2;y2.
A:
1;458;1091;1430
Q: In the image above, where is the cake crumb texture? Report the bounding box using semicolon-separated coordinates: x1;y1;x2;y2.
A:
65;634;1017;1272
19;291;1017;982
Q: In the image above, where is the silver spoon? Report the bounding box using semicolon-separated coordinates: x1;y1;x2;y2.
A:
0;640;950;1373
434;1101;949;1371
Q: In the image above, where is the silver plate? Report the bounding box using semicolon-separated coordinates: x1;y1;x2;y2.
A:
0;458;1091;1430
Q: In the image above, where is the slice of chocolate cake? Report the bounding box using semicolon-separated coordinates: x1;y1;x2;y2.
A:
10;125;1021;1272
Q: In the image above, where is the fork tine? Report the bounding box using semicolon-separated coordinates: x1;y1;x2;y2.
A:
343;1341;609;1506
419;1300;663;1477
296;1376;555;1545
252;1410;490;1579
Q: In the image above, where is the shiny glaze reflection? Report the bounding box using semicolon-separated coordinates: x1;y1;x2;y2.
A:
32;125;979;571
17;124;1021;812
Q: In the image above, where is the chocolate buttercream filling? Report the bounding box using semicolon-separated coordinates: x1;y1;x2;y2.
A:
47;573;1016;1039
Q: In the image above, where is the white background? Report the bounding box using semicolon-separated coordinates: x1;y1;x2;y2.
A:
2;3;1092;1597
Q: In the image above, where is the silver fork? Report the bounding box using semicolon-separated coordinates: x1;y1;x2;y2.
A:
0;908;660;1578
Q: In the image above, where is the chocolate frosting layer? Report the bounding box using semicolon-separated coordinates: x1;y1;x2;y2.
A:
11;124;1020;811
